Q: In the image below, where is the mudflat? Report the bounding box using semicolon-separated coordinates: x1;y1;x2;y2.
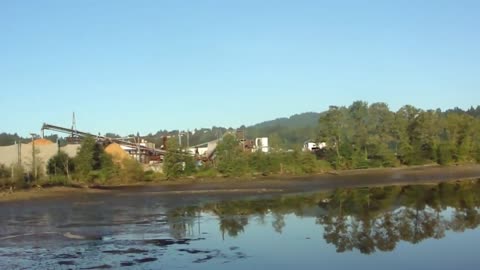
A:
1;164;480;203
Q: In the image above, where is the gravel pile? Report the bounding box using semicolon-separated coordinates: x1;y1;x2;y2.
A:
0;143;81;170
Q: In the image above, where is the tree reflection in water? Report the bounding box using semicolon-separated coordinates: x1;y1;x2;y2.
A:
167;180;480;254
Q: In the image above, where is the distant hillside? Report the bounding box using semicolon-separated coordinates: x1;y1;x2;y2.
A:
4;105;478;149
245;112;322;149
248;112;321;130
0;113;323;149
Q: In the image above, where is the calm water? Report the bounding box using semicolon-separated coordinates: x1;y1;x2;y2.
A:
1;180;479;269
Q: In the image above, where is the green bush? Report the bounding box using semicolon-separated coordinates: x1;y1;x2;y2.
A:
437;143;454;165
143;170;164;182
47;151;74;176
474;144;480;163
0;164;10;179
216;134;250;177
315;159;332;172
299;152;317;173
120;158;144;183
0;165;12;188
248;152;281;176
163;139;195;179
0;164;27;189
71;137;121;184
39;175;69;187
195;167;218;178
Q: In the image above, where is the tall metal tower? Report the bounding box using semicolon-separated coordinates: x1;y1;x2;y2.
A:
72;112;77;137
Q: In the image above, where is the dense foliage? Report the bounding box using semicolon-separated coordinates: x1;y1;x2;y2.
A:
1;102;479;187
0;133;60;146
318;102;480;169
213;134;330;177
168;180;480;253
46;151;74;177
0;163;25;189
137;112;321;150
163;139;195;179
0;137;148;189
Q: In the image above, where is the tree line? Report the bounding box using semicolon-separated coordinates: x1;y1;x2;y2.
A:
163;101;480;178
1;102;480;187
162;133;331;179
0;136;146;189
167;180;480;253
318;101;480;169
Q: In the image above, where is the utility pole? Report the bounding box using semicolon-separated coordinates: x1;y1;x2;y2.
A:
17;140;21;165
178;131;182;148
137;132;141;162
30;133;37;180
72;112;77;133
13;140;21;181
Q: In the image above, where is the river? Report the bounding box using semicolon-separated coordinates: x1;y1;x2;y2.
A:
1;179;479;269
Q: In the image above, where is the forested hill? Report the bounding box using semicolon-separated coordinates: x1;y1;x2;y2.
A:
0;133;59;147
248;112;321;130
146;112;323;149
0;112;323;148
244;112;321;149
1;105;480;150
447;106;480;118
318;102;480;169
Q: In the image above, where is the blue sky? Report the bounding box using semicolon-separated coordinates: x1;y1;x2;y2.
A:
1;0;479;136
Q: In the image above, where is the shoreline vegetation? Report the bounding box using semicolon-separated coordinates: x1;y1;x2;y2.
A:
1;164;480;203
1;101;480;200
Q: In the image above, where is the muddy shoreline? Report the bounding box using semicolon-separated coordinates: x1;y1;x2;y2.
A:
1;164;480;203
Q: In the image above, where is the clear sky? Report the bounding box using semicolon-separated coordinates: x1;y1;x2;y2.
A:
1;0;479;136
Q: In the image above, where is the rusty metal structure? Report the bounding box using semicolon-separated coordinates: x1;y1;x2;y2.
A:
41;123;166;163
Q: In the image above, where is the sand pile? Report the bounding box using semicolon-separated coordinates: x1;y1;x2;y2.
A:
0;143;81;171
30;138;54;145
105;143;130;162
0;143;57;170
0;145;18;167
61;144;81;158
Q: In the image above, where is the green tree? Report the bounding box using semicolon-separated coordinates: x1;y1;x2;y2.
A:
163;139;195;179
120;158;144;182
319;106;348;168
436;143;453;165
0;164;10;179
216;134;249;177
269;133;284;151
394;105;420;164
74;137;117;182
299;151;317;173
47;151;74;178
397;109;440;164
74;137;97;177
366;103;397;167
348;101;369;161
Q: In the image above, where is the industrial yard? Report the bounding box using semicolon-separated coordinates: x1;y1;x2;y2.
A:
0;121;275;177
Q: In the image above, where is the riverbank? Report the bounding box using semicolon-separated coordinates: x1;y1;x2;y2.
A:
1;164;480;203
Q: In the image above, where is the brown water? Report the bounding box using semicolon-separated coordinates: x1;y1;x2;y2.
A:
1;180;479;269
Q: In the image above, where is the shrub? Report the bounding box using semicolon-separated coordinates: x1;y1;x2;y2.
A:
47;151;75;177
0;164;27;189
195;166;218;178
120;158;144;183
437;143;454;165
0;164;10;179
39;175;69;187
315;159;332;172
143;170;163;182
163;139;196;179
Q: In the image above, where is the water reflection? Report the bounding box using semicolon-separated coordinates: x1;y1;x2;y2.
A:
169;180;480;254
1;180;479;268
